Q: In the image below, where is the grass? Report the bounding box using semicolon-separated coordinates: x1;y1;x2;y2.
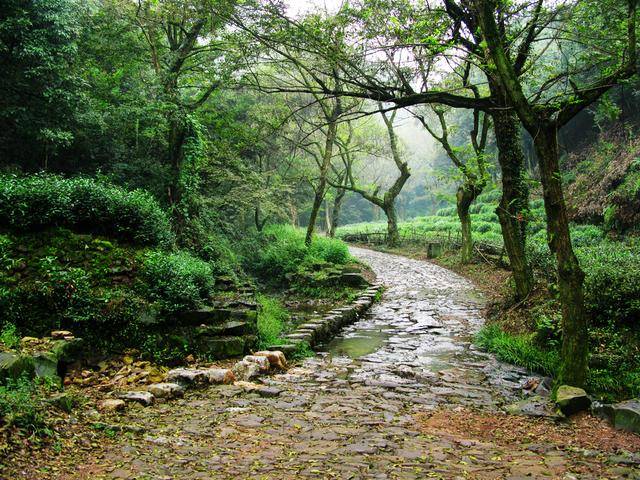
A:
476;323;640;401
475;324;560;377
256;294;289;348
0;376;55;437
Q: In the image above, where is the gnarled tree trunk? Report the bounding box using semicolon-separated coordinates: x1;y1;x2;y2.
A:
492;108;533;300
328;187;345;238
457;182;481;263
383;202;400;247
534;124;588;387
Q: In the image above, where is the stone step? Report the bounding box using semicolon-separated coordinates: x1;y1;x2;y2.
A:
176;307;256;326
194;335;247;359
195;320;250;337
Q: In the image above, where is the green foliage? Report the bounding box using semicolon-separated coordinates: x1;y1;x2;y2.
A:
0;323;20;349
256;294;289;348
139;251;214;315
580;243;640;326
0;376;51;435
0;0;80;166
290;341;315;360
475;324;560;377
140;333;189;365
248;225;351;284
0;174;174;246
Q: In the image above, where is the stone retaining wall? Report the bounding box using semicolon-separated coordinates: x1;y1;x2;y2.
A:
271;281;384;352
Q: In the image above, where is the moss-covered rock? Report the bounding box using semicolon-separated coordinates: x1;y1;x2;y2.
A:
556;385;591;415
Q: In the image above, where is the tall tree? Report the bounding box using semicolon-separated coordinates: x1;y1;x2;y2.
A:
417;103;490;263
0;0;81;168
234;0;535;299
124;0;238;208
330;109;411;247
471;0;638;386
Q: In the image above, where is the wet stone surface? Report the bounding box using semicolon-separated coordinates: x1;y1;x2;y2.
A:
50;248;638;479
319;247;530;407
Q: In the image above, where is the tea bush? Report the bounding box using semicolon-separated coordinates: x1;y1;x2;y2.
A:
0;174;174;246
139;251;214;314
248;225;351;284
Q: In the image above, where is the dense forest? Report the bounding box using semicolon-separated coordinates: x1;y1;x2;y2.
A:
1;0;639;477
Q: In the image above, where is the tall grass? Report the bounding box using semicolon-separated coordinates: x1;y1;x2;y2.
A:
256;294;289;348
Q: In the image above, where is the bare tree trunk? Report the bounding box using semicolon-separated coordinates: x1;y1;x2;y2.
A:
329;188;345;238
305;119;338;246
535;125;588;387
457;183;479;263
384;202;400;247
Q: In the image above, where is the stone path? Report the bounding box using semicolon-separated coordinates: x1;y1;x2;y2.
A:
17;248;640;479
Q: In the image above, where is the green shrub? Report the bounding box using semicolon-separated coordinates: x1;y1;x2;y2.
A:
249;225;350;284
199;233;240;278
309;235;351;264
256;294;289;348
579;243;640;326
139;251;214;314
0;174;174;246
0;323;20;349
0;376;50;434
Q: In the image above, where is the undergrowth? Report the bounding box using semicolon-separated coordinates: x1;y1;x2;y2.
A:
256;294;289;348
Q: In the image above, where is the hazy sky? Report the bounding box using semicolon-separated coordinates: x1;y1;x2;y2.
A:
284;0;442;179
286;0;343;16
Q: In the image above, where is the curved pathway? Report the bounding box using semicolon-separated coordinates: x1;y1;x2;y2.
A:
13;248;637;479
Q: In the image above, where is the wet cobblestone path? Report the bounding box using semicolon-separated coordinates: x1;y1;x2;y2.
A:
45;249;639;479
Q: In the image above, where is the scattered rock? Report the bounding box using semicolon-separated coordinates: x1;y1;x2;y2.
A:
234;381;283;398
147;382;184;399
611;400;640;433
0;352;35;381
556;385;590;415
166;368;209;386
534;377;553;397
99;399;126;412
204;368;235;384
232;360;260;381
46;392;75;412
51;330;74;340
254;350;288;370
505;395;559;418
243;355;270;372
118;391;154;406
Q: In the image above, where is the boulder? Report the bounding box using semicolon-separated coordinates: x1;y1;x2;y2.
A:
232;360;260;381
204;368;235;385
166;368;209;386
99;399;126;412
556;385;590;415
0;352;35;381
147;383;184;399
33;352;59;380
254;350;288;370
196;336;245;359
51;337;85;363
118;391;154;406
611;400;640;433
243;355;270;372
